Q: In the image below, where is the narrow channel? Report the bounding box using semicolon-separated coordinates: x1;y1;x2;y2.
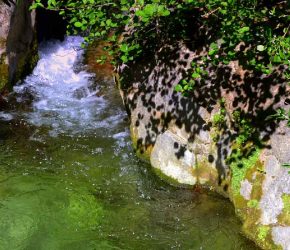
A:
0;37;258;249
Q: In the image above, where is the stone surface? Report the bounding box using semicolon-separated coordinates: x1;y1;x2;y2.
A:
117;35;290;249
272;227;290;250
240;179;252;200
150;130;197;185
0;0;38;92
260;155;290;225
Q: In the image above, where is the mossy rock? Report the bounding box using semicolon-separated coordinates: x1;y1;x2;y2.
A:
0;62;8;91
229;148;261;197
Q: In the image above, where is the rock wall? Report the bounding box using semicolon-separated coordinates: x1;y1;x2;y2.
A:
0;0;38;92
117;39;290;249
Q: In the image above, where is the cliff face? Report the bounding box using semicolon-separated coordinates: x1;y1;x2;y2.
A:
117;38;290;249
0;0;38;92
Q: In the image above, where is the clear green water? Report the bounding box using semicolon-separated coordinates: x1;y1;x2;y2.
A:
0;37;258;250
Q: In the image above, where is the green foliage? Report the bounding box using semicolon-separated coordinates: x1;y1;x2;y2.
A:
267;108;290;127
213;109;226;127
232;111;256;146
30;0;172;65
136;3;170;23
30;0;290;78
174;79;195;95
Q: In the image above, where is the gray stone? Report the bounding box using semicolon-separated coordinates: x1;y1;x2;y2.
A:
150;130;197;185
272;226;290;250
260;155;290;225
271;123;290;163
240;179;252;200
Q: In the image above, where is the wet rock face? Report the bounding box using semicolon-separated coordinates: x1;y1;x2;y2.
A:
0;0;38;92
117;38;290;249
0;1;12;91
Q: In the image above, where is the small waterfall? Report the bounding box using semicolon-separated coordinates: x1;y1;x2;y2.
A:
12;36;123;136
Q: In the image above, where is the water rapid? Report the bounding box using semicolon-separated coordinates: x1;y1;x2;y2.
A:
0;37;258;250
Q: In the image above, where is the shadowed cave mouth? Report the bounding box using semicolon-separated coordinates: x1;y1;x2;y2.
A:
36;7;67;42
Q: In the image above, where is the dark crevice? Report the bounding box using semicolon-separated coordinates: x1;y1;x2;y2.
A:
36;8;67;42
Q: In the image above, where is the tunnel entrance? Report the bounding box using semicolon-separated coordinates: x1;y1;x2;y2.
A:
36;8;67;42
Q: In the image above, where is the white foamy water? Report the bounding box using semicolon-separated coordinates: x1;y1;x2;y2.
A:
12;36;125;136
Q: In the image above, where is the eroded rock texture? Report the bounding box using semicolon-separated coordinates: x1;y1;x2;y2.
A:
117;38;290;249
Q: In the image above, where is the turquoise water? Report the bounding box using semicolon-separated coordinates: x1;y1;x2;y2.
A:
0;37;258;250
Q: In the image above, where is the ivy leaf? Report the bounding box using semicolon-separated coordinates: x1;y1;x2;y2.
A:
174;84;183;92
161;9;170;16
238;26;250;33
74;22;83;28
273;55;282;63
191;72;201;79
121;55;128;63
120;44;129;53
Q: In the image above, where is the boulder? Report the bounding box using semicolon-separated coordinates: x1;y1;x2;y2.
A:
0;0;38;92
117;38;290;249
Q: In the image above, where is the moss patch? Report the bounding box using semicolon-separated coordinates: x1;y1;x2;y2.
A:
257;226;270;241
230;148;261;196
278;194;290;225
227;148;279;249
67;192;103;230
282;194;290;211
247;199;259;208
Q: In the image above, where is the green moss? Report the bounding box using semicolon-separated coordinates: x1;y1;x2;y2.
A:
213;112;226;126
282;194;290;211
247;199;259;208
278;194;290;225
230;148;260;195
67;192;103;230
257;226;270;241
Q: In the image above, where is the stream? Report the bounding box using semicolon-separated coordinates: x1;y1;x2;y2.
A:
0;36;258;250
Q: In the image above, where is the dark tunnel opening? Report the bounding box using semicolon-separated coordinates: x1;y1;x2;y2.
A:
36;8;67;42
